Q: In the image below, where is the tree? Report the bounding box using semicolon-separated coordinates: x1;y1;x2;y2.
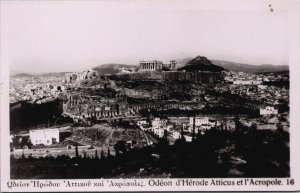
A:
75;143;79;158
180;126;186;143
107;146;111;158
95;150;98;159
100;148;105;160
234;115;241;132
21;150;26;159
158;129;169;148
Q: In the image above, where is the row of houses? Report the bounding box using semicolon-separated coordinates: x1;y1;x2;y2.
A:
137;117;236;142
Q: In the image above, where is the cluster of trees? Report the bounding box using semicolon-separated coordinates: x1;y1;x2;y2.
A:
201;105;258;116
263;80;289;88
10;136;33;150
10;100;73;133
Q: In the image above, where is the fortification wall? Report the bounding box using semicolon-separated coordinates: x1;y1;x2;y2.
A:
162;71;222;83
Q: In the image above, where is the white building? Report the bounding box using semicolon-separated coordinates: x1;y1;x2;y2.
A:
258;85;268;90
233;80;252;85
136;120;148;126
29;129;60;146
189;117;212;131
183;134;193;142
260;106;278;115
151;118;167;129
172;130;181;139
154;128;165;138
165;125;173;132
189;117;223;132
252;80;263;85
233;80;262;85
189;117;209;127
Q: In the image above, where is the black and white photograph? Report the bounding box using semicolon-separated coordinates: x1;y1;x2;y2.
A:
1;0;300;191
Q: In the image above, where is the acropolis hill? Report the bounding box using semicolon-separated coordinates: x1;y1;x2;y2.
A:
74;56;226;84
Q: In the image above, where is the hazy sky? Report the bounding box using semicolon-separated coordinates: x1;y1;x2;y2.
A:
1;0;289;74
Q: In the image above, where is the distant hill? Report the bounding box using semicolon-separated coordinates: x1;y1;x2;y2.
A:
178;56;225;72
92;63;137;75
210;60;289;73
41;72;71;77
11;72;71;78
175;57;193;68
11;73;35;78
175;57;289;73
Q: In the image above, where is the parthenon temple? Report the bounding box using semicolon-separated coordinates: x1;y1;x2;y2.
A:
139;60;176;71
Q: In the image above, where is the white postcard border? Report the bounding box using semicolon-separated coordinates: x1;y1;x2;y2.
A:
1;0;300;192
